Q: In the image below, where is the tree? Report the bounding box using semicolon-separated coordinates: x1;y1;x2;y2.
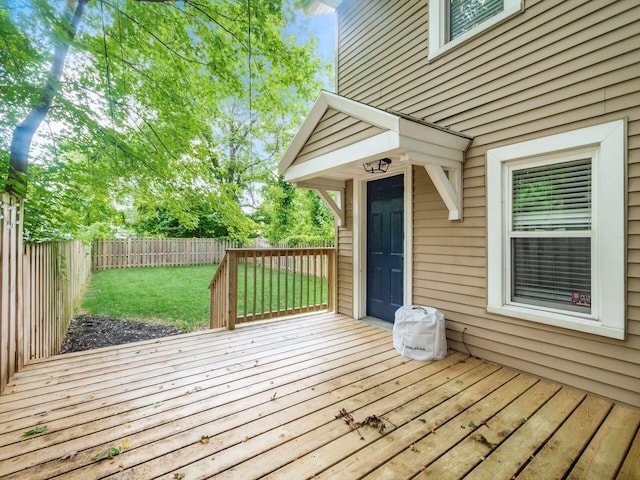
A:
257;174;334;246
7;0;88;196
1;0;330;241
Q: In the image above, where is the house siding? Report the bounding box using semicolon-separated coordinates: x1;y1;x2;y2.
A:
336;180;354;317
293;109;385;165
334;0;640;406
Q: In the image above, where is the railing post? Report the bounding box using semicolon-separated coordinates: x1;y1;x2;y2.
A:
227;250;238;330
327;248;336;312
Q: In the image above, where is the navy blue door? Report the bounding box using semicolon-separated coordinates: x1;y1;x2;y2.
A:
367;174;404;322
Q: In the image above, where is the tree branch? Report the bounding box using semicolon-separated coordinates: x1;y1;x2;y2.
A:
7;0;89;195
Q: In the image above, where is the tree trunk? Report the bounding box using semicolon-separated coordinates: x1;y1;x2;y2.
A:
7;0;89;196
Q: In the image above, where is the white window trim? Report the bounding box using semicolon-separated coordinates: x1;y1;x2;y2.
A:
487;120;626;339
428;0;522;60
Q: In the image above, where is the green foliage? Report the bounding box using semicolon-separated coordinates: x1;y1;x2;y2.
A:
1;0;331;241
257;174;335;245
132;186;257;241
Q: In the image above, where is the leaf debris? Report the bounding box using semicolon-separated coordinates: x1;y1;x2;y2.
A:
335;409;387;440
93;446;123;462
21;426;47;437
475;434;498;450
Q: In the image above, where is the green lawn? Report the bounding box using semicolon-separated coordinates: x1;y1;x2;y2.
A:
236;264;328;318
81;265;218;332
81;264;329;332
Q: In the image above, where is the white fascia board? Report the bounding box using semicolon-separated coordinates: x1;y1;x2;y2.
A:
295;178;346;190
325;93;401;132
398;117;472;150
277;93;329;172
399;136;466;164
278;91;400;173
283;130;400;183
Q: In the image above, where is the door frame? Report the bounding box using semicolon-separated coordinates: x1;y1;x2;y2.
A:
353;162;413;320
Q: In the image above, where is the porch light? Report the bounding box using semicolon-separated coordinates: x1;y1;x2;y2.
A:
363;158;391;174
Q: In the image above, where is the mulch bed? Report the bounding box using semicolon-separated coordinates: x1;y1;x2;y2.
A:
59;314;183;354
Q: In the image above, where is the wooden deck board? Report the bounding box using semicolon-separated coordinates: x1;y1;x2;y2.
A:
0;312;638;479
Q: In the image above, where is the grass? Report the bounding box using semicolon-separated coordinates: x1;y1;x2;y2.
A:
80;265;218;332
81;264;329;332
236;264;328;317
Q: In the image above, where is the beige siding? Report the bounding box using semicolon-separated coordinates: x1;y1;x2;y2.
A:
292;109;384;166
336;180;354;317
336;0;640;407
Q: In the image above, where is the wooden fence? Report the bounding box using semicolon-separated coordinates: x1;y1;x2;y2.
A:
0;194;92;393
92;238;241;270
23;241;92;362
209;248;335;330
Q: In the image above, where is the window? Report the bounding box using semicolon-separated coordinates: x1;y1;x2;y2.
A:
428;0;522;59
487;120;626;339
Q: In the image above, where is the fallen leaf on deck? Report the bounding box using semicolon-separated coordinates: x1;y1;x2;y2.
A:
475;434;498;450
336;409;387;440
93;446;123;462
21;426;47;437
152;401;164;408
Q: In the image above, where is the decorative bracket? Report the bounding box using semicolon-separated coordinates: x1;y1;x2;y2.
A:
423;164;463;221
295;179;346;227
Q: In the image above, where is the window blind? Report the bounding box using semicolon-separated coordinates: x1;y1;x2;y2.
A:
510;158;592;313
512;237;591;312
449;0;504;40
512;159;591;231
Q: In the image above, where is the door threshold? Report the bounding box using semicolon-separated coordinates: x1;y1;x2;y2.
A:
359;316;393;331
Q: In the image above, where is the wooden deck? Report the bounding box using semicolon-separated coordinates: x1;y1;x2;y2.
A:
0;312;638;479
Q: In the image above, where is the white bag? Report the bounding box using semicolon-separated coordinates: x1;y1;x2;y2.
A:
393;305;447;361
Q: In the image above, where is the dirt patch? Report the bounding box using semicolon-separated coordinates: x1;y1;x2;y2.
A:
59;315;183;354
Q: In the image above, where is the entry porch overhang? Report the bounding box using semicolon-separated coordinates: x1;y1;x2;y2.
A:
277;91;473;222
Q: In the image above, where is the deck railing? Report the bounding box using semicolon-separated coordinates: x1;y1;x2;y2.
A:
209;248;335;329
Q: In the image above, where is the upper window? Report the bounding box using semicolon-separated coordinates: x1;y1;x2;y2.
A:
487;120;626;339
428;0;522;59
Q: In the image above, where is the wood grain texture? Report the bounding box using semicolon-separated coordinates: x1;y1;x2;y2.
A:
0;313;637;479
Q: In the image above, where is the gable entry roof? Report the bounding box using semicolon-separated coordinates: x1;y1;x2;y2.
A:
277;91;473;224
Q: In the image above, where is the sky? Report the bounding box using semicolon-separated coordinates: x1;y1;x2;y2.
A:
288;6;336;90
